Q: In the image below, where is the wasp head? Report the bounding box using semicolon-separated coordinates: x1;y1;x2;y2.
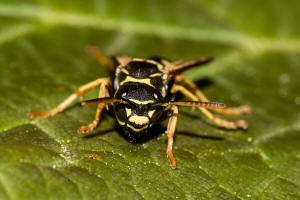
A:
113;84;166;137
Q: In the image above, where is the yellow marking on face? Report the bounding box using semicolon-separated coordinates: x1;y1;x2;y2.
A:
125;107;132;117
149;73;162;77
148;110;155;118
121;68;129;74
128;99;154;104
129;115;149;125
127;123;148;132
120;76;154;87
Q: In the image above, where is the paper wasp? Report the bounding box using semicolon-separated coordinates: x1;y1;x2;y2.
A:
28;46;251;168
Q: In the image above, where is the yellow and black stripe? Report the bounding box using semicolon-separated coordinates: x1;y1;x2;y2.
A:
113;58;169;135
114;58;169;97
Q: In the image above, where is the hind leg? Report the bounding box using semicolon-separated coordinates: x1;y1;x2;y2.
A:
175;75;252;115
86;45;115;71
171;84;247;130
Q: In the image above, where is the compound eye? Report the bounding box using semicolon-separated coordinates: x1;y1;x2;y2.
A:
114;105;127;122
153;93;158;100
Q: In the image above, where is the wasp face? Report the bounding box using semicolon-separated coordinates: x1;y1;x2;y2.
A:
113;84;165;136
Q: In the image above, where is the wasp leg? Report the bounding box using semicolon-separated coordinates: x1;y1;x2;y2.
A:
86;45;115;71
171;84;247;130
166;105;178;169
175;75;252;115
28;78;109;118
77;78;112;133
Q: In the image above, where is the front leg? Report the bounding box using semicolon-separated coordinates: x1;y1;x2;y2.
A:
166;105;179;169
77;78;112;133
28;78;109;118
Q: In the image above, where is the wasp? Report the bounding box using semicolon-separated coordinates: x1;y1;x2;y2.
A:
28;46;251;169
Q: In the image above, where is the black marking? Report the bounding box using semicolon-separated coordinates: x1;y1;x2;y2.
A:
125;61;161;78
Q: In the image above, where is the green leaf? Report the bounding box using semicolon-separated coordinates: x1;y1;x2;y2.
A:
0;0;300;199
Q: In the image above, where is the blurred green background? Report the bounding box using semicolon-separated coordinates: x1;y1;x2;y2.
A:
0;0;300;199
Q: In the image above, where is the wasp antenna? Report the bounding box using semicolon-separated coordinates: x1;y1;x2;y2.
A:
81;97;127;106
168;101;226;108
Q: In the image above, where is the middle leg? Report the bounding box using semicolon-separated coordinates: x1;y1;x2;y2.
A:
166;105;179;169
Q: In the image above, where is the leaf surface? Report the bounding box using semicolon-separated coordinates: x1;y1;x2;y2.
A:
0;1;300;199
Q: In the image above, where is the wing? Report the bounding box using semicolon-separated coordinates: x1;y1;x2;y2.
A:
165;57;213;74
